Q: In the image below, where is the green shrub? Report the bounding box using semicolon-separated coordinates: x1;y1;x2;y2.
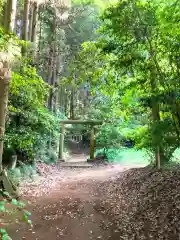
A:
44;148;58;164
95;123;123;149
3;63;63;164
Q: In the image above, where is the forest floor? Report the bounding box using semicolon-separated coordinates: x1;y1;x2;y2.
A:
5;162;141;240
4;159;180;239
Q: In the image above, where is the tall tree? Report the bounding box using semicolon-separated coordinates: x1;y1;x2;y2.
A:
71;0;180;167
0;59;11;172
3;0;17;32
21;0;30;55
0;0;17;173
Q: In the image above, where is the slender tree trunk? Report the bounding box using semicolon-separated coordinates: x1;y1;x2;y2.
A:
64;94;67;116
14;14;18;34
30;2;38;63
31;2;38;42
0;61;11;172
70;87;74;119
59;86;65;112
48;43;55;110
151;98;161;169
0;4;5;27
0;0;17;171
11;0;17;32
28;3;33;40
47;47;53;84
48;14;57;110
150;72;162;169
4;0;17;32
21;0;30;55
53;83;58;113
59;85;62;110
37;4;43;55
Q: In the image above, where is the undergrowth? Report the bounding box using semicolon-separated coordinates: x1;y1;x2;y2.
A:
94;147;180;166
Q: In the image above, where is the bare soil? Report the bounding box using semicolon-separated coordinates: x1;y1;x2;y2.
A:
4;161;180;240
6;164;134;240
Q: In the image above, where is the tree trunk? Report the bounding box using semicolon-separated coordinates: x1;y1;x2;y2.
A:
31;2;38;43
64;91;67;116
21;0;30;55
70;87;75;119
4;0;17;32
59;85;64;112
58;123;65;160
28;3;33;40
151;98;161;168
31;2;38;63
37;4;43;56
90;127;95;160
0;62;11;172
0;2;18;196
53;82;58;113
0;4;5;27
150;73;162;169
48;14;57;110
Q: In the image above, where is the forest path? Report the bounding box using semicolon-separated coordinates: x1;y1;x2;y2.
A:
7;163;144;240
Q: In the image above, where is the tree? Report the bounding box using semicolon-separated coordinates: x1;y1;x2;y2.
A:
71;0;180;167
0;0;18;171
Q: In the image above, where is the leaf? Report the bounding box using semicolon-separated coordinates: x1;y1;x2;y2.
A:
11;199;18;205
0;205;6;212
0;228;7;234
23;210;31;216
27;220;32;225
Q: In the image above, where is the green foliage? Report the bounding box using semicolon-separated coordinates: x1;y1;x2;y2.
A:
42;148;58;164
0;27;24;61
94;147;150;165
96;123;123;148
74;0;180;164
3;62;61;164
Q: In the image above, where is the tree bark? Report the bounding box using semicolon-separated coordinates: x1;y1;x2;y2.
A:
0;61;11;172
70;87;75;119
28;3;33;40
4;0;17;32
31;2;38;63
59;85;63;112
150;72;161;169
48;14;57;110
58;123;65;160
31;2;38;43
90;127;95;160
64;91;67;116
37;4;43;56
151;98;161;168
21;0;30;55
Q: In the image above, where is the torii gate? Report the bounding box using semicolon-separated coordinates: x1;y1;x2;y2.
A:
58;120;103;161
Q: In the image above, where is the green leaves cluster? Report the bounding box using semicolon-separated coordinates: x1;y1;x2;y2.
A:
3;63;60;162
75;0;180;164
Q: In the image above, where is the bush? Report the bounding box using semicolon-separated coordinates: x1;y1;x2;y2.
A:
3;63;62;165
95;123;123;149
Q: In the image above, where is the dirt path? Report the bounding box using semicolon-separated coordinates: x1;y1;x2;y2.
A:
7;164;142;240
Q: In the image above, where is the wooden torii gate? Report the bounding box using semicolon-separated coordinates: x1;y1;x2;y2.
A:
58;120;103;161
